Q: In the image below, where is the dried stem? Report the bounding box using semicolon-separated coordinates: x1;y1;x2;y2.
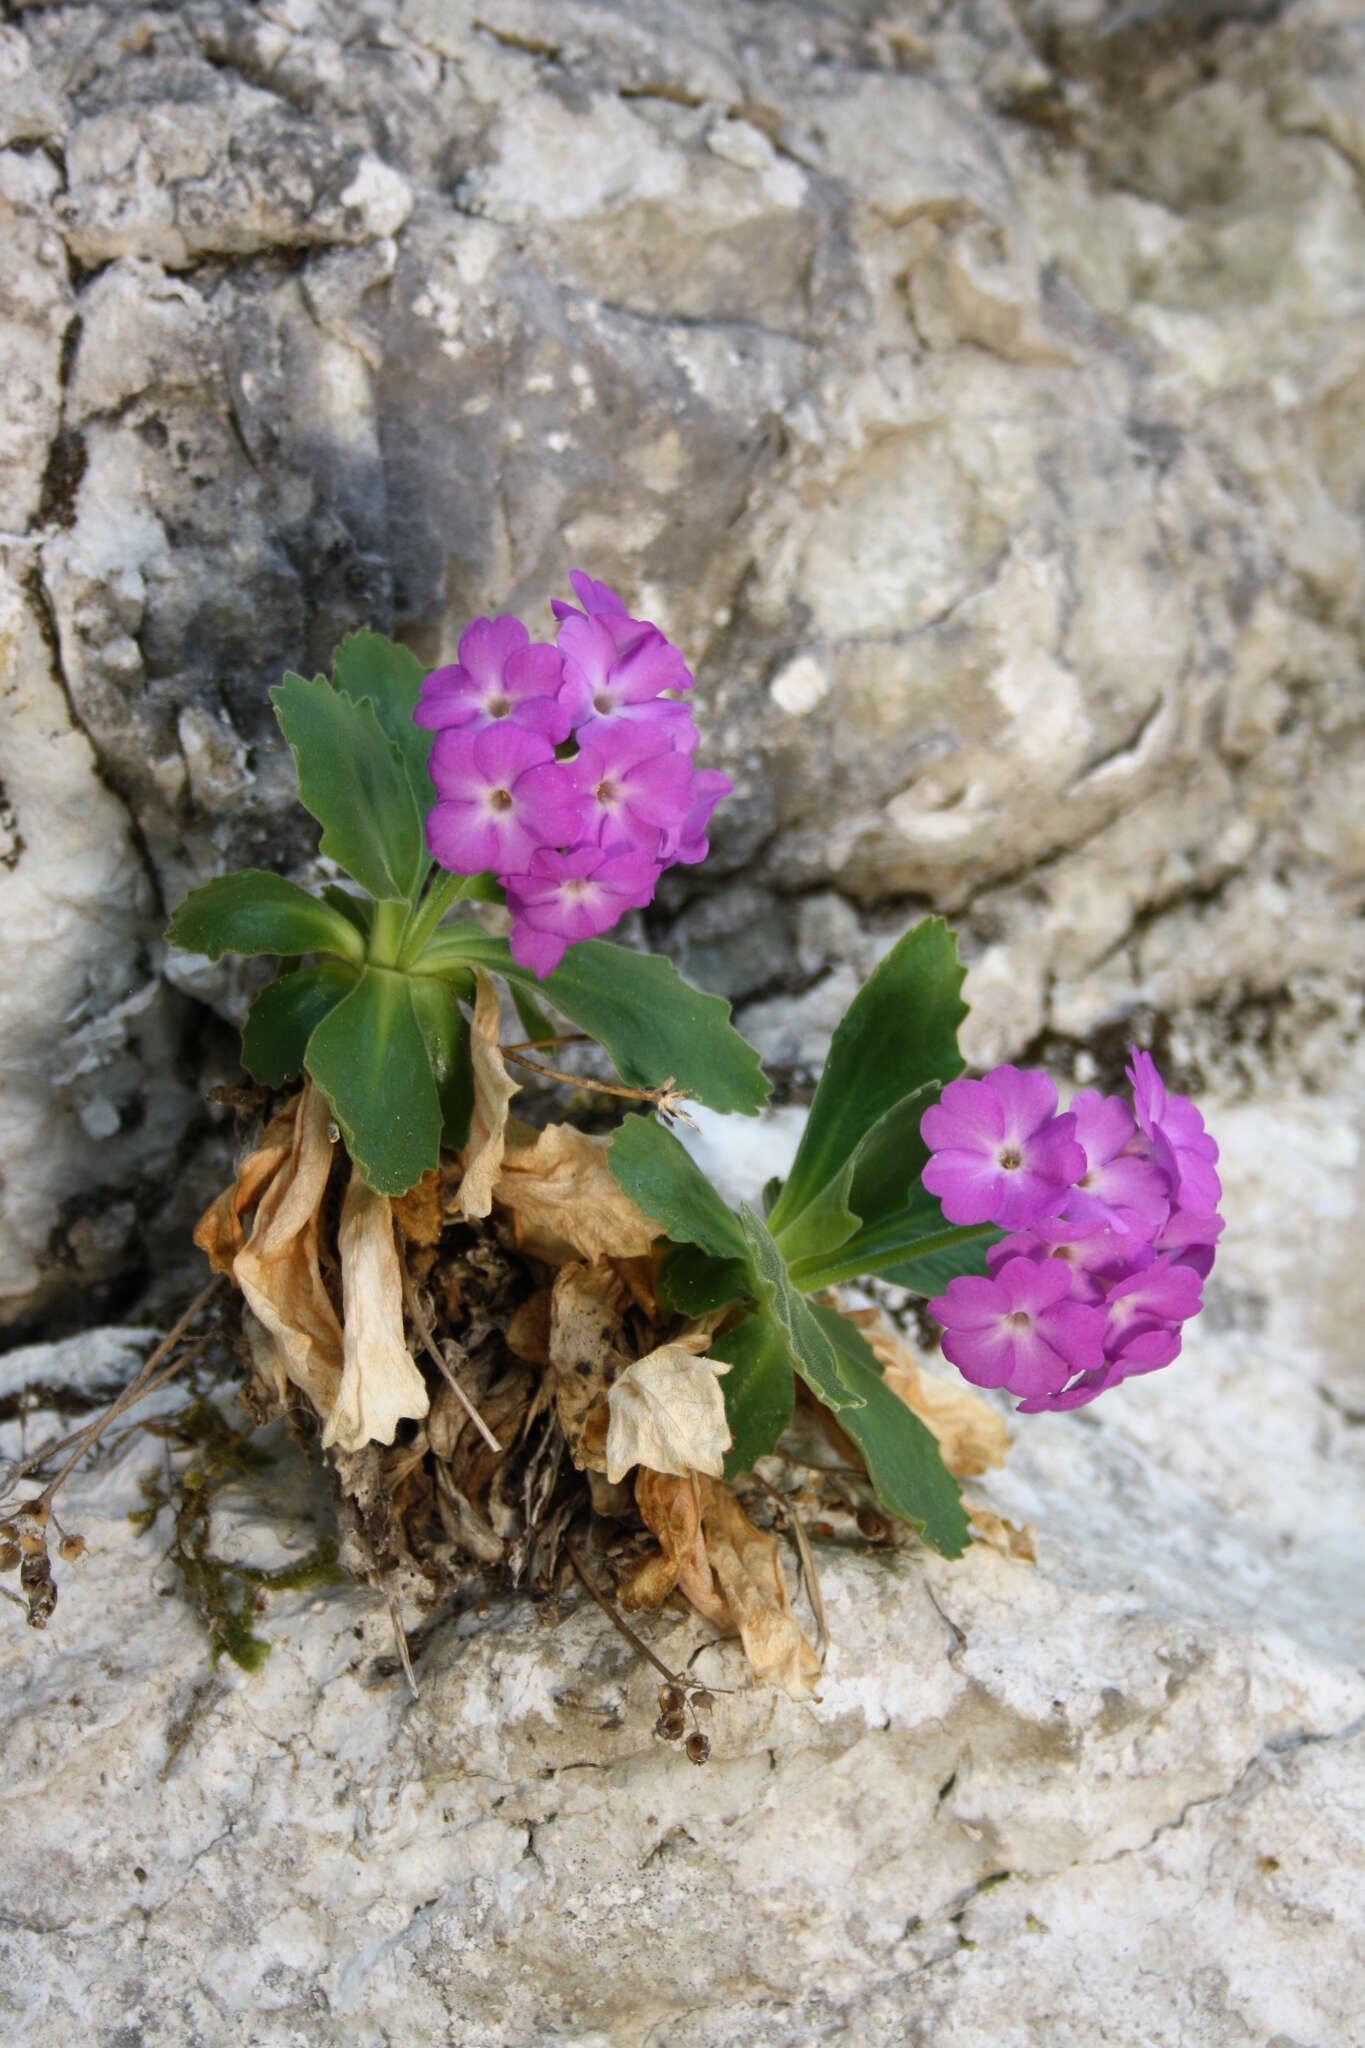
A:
399;1255;502;1455
503;1035;590;1052
498;1048;698;1129
5;1280;224;1512
750;1472;828;1660
563;1536;684;1687
385;1594;420;1699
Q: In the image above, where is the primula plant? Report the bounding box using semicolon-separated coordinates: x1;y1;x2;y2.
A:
142;570;1221;1710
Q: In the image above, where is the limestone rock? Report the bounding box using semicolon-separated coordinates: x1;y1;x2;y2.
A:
1;1085;1362;2043
1;0;1364;1313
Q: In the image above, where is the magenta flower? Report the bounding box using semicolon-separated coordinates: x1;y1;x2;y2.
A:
987;1214;1138;1305
426;722;584;876
1154;1204;1224;1280
1012;1254;1204;1411
922;1048;1223;1414
1127;1049;1222;1216
414;616;573;743
920;1067;1086;1230
928;1257;1107;1401
659;766;732;866
570;718;696;856
1102;1257;1203;1372
1060;1088;1171;1237
416;575;733;973
557;610;696;742
506;843;661;978
1014;1361;1125;1413
550;569;631;621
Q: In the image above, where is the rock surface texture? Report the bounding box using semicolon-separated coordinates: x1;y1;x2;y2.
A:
1;0;1364;1319
1;1084;1363;2045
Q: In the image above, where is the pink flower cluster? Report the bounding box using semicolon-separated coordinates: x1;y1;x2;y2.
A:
415;573;731;976
921;1051;1222;1412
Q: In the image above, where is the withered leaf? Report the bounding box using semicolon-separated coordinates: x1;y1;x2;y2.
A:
703;1485;821;1702
626;1470;730;1626
493;1120;662;1265
193;1097;298;1276
547;1260;631;1474
504;1287;552;1369
322;1171;431;1451
393;1166;445;1247
231;1080;344;1418
847;1307;1008;1478
967;1504;1037;1561
604;1344;732;1486
455;970;519;1220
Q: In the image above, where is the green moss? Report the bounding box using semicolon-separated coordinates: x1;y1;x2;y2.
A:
127;1396;332;1673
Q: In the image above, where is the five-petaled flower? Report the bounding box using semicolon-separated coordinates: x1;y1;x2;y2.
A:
415;571;732;974
926;1050;1222;1412
921;1066;1085;1230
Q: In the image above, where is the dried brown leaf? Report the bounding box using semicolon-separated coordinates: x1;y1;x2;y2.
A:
456;971;520;1220
493;1120;661;1265
604;1344;731;1485
703;1485;821;1701
232;1080;344;1418
626;1470;730;1627
967;1505;1037;1561
322;1170;431;1452
193;1099;298;1276
847;1307;1009;1478
393;1167;445;1248
547;1261;631;1474
613;1253;660;1321
504;1287;552;1369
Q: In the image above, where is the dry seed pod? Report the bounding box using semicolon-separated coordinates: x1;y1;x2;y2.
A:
688;1688;715;1713
0;1543;19;1573
20;1550;56;1628
655;1710;686;1742
58;1534;87;1563
657;1682;686;1714
684;1731;711;1765
857;1507;893;1543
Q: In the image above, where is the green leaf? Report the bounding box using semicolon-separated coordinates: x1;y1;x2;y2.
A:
321;885;375;940
241;961;359;1087
609;1115;748;1261
332;631;431;792
407;976;475;1152
737;1202;864;1413
790;1215;999;1292
271;672;426;903
166;871;365;965
509;980;558;1051
781;1081;999;1288
305;966;442;1194
810;1302;969;1557
658;1242;752;1317
768;918;966;1242
711;1312;795;1479
845;1084;938;1231
416;930;770;1116
332;632;435;890
875;1230;1002;1297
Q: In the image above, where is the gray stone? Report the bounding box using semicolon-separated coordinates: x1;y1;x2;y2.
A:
1;1083;1363;2043
0;0;1363;1314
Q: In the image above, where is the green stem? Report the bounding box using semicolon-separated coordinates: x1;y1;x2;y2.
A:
788;1222;997;1294
368;899;409;969
406;924;485;977
395;870;470;970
